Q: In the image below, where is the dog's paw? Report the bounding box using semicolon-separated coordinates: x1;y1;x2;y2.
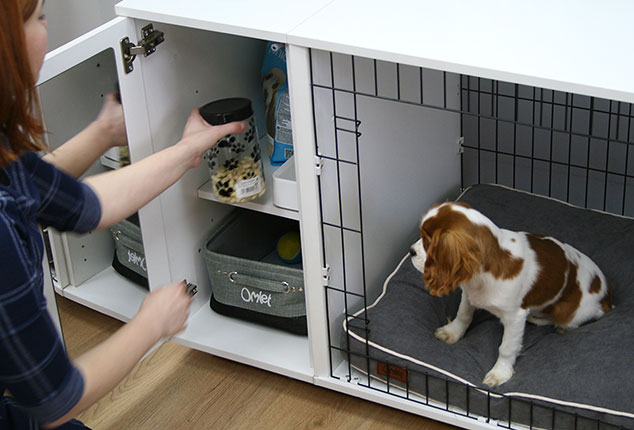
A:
527;315;551;326
434;324;462;344
483;364;514;388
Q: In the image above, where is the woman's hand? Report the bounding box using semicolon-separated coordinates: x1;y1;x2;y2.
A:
137;280;194;339
84;107;245;229
95;92;128;149
179;108;246;168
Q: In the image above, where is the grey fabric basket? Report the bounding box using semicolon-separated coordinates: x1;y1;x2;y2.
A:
110;214;148;288
203;209;306;334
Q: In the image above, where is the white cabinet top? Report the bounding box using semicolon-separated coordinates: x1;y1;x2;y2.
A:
288;0;634;103
115;0;634;103
115;0;335;42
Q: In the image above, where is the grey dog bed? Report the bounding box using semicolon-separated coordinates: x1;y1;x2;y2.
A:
344;184;634;429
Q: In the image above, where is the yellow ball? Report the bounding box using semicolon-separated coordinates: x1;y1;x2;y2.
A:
277;231;301;264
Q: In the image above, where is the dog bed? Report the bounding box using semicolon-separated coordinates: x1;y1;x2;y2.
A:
343;184;634;429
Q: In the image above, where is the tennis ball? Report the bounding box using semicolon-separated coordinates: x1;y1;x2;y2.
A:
277;231;302;264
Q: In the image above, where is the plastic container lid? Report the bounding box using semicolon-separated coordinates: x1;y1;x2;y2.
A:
200;98;253;125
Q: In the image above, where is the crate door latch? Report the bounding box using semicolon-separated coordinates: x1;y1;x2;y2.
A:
120;24;165;74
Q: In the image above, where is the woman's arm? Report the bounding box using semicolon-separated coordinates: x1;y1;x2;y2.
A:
45;111;243;427
42;93;127;178
44;281;193;428
84;109;245;230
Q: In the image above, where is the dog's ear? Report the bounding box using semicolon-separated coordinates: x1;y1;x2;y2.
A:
423;228;480;296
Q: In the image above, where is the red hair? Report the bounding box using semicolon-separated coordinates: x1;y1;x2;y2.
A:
0;0;47;167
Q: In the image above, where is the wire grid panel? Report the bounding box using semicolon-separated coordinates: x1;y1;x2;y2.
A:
461;76;634;216
310;49;462;378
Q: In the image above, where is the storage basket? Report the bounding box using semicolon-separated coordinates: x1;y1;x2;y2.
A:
203;210;306;335
110;213;148;288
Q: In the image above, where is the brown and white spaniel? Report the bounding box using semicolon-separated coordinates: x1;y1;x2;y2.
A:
409;201;612;387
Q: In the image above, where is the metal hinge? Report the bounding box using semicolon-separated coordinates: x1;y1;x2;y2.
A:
314;156;324;176
457;136;465;154
322;264;331;286
120;24;165;74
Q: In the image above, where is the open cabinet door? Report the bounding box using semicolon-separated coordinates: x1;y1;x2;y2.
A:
37;17;163;322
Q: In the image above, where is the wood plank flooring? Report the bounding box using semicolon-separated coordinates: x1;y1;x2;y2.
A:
57;295;455;430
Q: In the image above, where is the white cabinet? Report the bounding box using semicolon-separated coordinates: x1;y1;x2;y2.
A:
39;1;634;429
40;12;317;382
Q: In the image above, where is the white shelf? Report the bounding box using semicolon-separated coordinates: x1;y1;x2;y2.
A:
197;147;299;220
99;154;121;170
173;304;313;383
59;266;148;322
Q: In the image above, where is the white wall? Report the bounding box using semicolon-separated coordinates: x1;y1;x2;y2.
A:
44;0;119;52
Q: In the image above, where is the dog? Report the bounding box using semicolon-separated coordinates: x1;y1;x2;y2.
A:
409;201;612;387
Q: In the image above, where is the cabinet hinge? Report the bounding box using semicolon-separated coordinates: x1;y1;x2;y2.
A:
457;136;465;154
314;156;324;176
120;24;165;74
322;264;331;286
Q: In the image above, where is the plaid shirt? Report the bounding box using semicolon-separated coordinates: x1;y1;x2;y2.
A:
0;149;101;428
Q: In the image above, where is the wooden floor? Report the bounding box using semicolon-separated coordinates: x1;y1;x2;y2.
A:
57;295;456;430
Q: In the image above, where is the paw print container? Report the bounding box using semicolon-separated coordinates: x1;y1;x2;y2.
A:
200;98;265;203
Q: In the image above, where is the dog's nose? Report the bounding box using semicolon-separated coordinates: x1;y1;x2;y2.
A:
409;246;417;257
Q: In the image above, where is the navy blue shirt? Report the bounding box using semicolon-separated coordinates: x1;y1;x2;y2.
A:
0;149;101;428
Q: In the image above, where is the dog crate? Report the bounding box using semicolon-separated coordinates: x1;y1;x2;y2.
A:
309;49;634;430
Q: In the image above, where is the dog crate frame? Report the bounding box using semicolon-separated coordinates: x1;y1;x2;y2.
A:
309;48;634;430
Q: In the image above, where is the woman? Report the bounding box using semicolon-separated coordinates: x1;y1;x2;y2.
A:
0;0;245;428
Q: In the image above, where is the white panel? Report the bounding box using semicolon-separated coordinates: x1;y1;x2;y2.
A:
62;267;147;322
173;306;313;382
60;230;114;286
355;95;461;302
39;49;118;151
115;0;335;42
38;18;153;314
39;48;120;286
287;44;330;377
288;0;634;104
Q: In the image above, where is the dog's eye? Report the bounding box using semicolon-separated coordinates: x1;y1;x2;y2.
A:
423;239;430;251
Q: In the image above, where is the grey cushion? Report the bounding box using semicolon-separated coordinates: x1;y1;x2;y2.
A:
344;184;634;429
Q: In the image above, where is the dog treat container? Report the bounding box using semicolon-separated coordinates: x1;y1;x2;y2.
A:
200;98;265;203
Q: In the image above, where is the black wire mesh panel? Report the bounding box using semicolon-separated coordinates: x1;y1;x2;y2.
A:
461;76;634;216
309;48;632;430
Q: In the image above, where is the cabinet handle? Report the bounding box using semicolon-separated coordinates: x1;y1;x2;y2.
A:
216;270;303;294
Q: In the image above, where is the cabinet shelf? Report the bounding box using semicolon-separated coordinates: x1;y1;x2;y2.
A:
57;266;148;322
173;304;312;382
197;144;299;221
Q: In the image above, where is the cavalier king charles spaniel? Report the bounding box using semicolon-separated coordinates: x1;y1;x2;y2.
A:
410;201;612;388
